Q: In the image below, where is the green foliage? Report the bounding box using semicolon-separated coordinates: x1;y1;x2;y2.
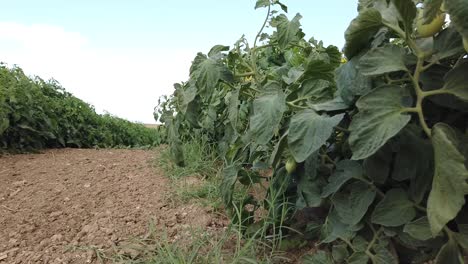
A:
156;0;468;262
0;64;164;152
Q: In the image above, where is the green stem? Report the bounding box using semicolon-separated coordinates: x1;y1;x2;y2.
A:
421;60;439;72
235;72;255;77
358;178;385;198
250;3;271;81
288;96;310;104
247;86;261;93
252;44;274;51
421;88;450;97
410;57;432;138
286;102;308;110
414;203;427;212
334;126;350;134
365;228;383;261
253;5;270;50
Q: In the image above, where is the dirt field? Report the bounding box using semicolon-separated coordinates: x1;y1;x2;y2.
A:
0;149;224;263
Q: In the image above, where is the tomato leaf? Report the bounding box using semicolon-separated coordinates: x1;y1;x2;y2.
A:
445;0;468;39
443;60;468;101
249;83;286;145
427;123;468;236
344;8;383;59
288;110;344;162
322;160;363;198
335;54;372;104
358;45;409;76
302;250;333;264
332;181;376;225
349;85;412;160
371;188;416;227
403;217;433;241
435;238;464;264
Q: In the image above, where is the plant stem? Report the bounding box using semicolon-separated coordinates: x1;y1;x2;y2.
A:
358;178;385;198
235;72;255;77
334;126;350;133
410;57;432;137
250;3;271;81
286;102;308;110
420;88;450;97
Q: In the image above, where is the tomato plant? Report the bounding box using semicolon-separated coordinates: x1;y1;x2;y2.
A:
0;64;164;152
158;0;468;262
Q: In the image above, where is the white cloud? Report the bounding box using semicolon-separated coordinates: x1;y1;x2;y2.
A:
0;22;195;123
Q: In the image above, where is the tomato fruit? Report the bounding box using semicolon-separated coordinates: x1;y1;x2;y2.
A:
285;158;297;174
416;11;446;38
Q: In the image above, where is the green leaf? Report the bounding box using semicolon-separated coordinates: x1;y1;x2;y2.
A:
372;188;416;227
347;252;369;264
358;0;374;11
445;0;468;39
288;110;343;163
220;165;239;207
332;181;376;225
443;60;468;101
322;210;357;243
454;231;468;249
302;251;333;264
373;0;401;27
297;79;332;101
273;0;288;13
269;132;288;168
403;217;433;241
433;27;465;60
352;236;369;252
282;67;304;85
303;55;337;81
179;84;197;114
392;129;434;184
322;160;363;198
364;143;392;185
349;85;412;160
308;96;350;112
274;13;303;50
393;0;417;34
208;45;229;58
427;123;468;236
435;238;464;264
250;85;286;145
255;0;270;9
296;153;323;209
344;8;383;59
358;45;409;76
227;89;240;129
335;55;372;104
332;244;349;262
373;243;398;264
192;56;233;97
0;118;9;135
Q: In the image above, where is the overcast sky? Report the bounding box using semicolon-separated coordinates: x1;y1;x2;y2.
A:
0;0;357;124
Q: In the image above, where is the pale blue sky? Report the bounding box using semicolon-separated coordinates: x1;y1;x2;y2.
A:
0;1;358;123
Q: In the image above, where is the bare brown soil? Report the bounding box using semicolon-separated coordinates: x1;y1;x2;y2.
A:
0;148;225;264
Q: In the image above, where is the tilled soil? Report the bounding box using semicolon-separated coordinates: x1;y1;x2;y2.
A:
0;148;224;263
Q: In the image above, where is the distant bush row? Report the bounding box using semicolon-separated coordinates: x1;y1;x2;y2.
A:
0;64;164;152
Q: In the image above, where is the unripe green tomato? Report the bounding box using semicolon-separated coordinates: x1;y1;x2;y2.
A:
416;11;446;38
464;37;468;53
285;158;297;174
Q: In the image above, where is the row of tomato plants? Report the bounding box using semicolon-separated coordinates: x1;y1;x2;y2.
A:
0;64;164;152
156;0;468;262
